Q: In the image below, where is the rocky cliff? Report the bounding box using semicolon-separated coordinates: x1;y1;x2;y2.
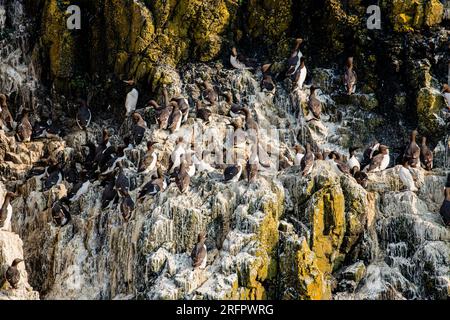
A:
0;0;448;300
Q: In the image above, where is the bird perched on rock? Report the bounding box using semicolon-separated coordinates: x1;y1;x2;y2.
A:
399;159;418;192
361;140;380;169
420;136;433;171
286;38;303;78
353;168;368;189
120;195;135;222
139;141;158;174
191;233;207;269
101;180;117;209
124;80;139;117
168;101;182;134
224;163;243;183
76;99;92;130
51;201;71;227
16;109;32;142
239;107;259;133
169;137;186;174
329;151;351;175
0;192;17;232
175;159;190;193
246;145;259;183
171;97;190;123
293;144;304;166
300;143;315;176
261;64;276;94
131;112;147;145
5;258;23;289
403;130;420;168
43;161;63;191
0;93;14;131
138;168;167;199
344;57;357;95
295;56;307;90
308;86;322;120
230;47;248;70
196;100;212;123
201;81;218;106
347;147;360;172
366;145;390;172
147;100;173;130
115;162;130;197
224;92;243;118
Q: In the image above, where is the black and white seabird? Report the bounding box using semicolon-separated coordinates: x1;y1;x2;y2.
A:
16;110;32;142
294;56;307;90
124;80;139;116
403;130;420;168
294;145;304;166
300;143;315;176
171;97;190;123
286;38;303;78
347;147;360;172
175;160;190;193
132;112;147;145
201;81;218;106
329;152;351;175
120;195;135;222
239;107;259;133
114;162;130;197
230;47;248;70
168;102;182;134
139;141;158;174
101;180;117;209
76;99;92;130
148;100;173;130
51;201;71;227
261;64;276;94
43;162;63;191
224;164;242;182
224;92;243;118
138;168;166;199
0;192;16;232
5;258;23;289
69;171;91;202
366;145;390;172
196;100;212;123
308;86;322;120
361;140;380;169
168;137;186;174
420;136;433;171
344;57;357;95
191;233;207;269
353;168;368;188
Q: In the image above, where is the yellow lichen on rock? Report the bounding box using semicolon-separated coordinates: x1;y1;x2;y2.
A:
389;0;444;32
309;185;345;274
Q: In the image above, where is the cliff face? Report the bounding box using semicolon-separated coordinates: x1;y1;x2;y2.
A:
0;0;448;300
31;0;448;139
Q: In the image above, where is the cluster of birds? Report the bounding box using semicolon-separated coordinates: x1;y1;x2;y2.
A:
291;128;434;192
0;38;448;280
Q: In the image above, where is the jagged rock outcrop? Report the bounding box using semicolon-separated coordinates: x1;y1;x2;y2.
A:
0;183;39;300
